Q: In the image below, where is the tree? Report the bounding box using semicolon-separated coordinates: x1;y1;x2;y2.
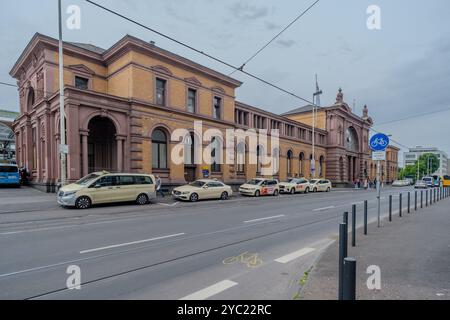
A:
399;153;439;180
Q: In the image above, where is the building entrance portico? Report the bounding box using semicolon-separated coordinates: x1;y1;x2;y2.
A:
86;116;117;174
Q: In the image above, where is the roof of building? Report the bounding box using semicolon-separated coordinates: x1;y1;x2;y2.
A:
281;104;324;116
0;109;19;121
68;42;106;55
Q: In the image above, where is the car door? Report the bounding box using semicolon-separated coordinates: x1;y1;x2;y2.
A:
117;175;137;201
88;176;116;204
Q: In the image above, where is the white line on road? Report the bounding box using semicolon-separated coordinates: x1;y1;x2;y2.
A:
79;233;185;254
179;280;238;300
158;202;179;207
313;206;335;212
274;247;316;264
243;214;285;224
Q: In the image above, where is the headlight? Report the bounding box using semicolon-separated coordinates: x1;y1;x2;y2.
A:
181;191;190;194
63;191;77;197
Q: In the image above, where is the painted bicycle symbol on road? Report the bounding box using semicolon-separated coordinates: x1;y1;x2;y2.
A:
223;251;263;268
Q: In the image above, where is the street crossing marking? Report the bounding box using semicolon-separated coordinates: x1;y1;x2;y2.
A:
243;214;285;224
79;232;185;254
179;280;238;300
274;247;315;264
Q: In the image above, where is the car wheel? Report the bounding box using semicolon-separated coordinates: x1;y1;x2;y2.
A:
326;187;331;192
313;187;318;192
190;193;199;202
136;193;149;205
273;189;279;196
254;190;260;197
75;196;91;209
305;187;309;194
290;188;295;195
220;191;229;200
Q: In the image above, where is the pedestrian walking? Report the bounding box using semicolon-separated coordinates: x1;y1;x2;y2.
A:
156;175;164;197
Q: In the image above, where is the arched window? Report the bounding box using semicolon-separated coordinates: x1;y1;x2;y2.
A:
319;155;324;177
345;127;359;152
299;152;305;176
236;142;245;173
257;145;263;174
183;133;195;165
287;150;293;176
272;148;279;175
211;137;221;172
27;87;35;111
152;129;167;169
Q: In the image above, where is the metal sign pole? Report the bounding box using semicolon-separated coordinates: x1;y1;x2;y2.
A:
377;160;381;227
58;0;67;187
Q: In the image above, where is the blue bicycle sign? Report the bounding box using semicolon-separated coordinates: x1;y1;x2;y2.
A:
370;133;389;151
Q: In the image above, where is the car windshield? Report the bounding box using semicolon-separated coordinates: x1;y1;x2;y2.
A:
0;165;18;173
76;173;100;185
246;179;263;185
284;178;296;183
310;179;318;184
189;181;205;188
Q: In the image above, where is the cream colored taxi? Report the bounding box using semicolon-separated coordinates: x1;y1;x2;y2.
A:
57;171;156;209
279;178;311;194
172;179;233;202
239;178;279;197
309;179;332;192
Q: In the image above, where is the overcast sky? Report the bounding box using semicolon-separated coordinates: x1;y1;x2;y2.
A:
1;0;449;164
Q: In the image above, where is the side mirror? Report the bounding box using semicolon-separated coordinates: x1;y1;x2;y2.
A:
94;184;102;188
203;185;209;189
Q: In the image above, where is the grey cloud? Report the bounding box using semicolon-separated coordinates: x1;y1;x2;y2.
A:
276;39;296;48
264;21;280;30
228;2;269;20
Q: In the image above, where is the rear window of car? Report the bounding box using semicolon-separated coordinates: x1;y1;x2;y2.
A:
134;175;153;185
0;165;18;173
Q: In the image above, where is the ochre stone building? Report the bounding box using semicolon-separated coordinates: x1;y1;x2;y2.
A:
10;33;396;192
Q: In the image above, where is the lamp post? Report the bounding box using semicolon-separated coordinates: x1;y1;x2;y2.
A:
311;74;322;179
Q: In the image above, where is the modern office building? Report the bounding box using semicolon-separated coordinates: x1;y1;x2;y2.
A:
0;109;18;163
403;146;448;176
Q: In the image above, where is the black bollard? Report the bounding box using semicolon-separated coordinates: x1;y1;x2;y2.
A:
338;223;348;300
415;191;417;211
343;257;357;300
364;200;368;235
399;193;402;217
352;204;356;247
407;192;410;214
389;195;392;222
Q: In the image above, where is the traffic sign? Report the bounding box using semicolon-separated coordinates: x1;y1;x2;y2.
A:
369;133;389;151
372;151;386;161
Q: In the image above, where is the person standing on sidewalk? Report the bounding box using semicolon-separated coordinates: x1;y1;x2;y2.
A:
155;175;164;197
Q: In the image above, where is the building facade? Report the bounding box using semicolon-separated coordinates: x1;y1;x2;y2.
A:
403;146;448;176
11;33;331;192
282;92;373;187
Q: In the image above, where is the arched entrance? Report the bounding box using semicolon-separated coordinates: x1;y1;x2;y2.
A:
88;116;117;173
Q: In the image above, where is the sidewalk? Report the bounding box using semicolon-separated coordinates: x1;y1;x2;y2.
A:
301;197;450;300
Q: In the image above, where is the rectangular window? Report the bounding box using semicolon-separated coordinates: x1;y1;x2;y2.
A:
156;78;167;105
187;88;196;113
213;97;221;119
75;76;89;90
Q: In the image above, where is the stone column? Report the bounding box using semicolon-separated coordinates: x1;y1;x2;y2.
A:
116;136;124;172
80;130;89;176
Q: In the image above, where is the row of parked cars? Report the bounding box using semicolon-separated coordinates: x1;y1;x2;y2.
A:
57;171;332;209
172;178;332;202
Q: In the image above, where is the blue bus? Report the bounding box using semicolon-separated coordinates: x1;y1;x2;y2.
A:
0;164;20;187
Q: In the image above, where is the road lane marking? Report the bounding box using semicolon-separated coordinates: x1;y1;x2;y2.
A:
274;247;315;264
243;214;285;224
313;206;335;212
179;280;238;300
158;202;179;207
79;233;185;254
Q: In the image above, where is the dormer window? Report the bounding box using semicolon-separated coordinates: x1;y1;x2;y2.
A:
75;76;89;90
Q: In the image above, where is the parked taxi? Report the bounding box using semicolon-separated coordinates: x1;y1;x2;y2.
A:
309;179;332;192
172;179;232;202
279;178;310;194
239;178;279;197
57;171;156;209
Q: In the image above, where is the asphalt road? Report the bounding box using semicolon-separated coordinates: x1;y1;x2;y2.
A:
0;185;421;299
